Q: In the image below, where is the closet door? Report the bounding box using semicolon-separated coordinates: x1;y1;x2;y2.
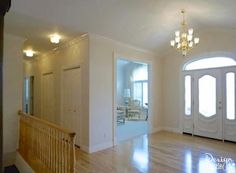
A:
61;67;81;146
41;73;55;123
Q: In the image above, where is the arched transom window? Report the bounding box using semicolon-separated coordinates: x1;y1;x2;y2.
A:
183;57;236;71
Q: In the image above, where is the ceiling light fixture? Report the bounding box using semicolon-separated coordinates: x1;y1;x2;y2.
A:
24;49;35;57
50;34;61;44
170;10;200;56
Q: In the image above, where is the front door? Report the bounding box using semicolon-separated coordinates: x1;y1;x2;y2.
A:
193;69;223;139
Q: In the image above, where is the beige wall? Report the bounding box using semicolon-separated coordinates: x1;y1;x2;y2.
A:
25;35;90;150
162;28;236;132
89;34;163;152
24;33;163;153
3;34;24;166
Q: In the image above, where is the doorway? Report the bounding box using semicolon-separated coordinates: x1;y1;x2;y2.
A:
183;57;236;141
115;58;149;142
23;76;34;115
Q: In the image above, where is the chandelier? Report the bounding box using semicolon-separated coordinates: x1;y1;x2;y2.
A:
170;10;199;56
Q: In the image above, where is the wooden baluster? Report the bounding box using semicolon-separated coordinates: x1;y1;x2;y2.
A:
49;127;51;170
70;133;75;173
54;129;56;172
63;133;66;173
18;111;76;173
59;132;62;173
62;133;64;173
65;136;67;172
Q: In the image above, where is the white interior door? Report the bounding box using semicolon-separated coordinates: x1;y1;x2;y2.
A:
193;69;223;139
41;73;55;123
223;67;236;142
62;67;81;146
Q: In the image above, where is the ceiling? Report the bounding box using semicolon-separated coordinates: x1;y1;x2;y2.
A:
5;0;236;55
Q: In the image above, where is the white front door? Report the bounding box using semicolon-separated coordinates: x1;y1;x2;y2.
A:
61;67;81;146
183;67;236;142
193;69;223;139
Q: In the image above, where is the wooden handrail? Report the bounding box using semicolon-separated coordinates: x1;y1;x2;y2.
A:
18;110;76;173
18;111;76;136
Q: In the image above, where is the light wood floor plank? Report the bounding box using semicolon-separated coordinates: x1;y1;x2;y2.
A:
75;131;236;173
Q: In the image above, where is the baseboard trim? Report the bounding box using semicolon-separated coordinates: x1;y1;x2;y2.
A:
80;145;90;153
15;152;35;173
162;127;182;134
3;151;16;167
149;127;163;134
89;141;113;153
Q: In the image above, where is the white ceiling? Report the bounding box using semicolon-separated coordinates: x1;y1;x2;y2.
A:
5;0;236;54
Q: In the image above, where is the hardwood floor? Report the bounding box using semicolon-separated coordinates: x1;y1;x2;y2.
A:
75;131;236;173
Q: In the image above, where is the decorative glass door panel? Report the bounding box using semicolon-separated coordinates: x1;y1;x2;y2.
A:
198;75;216;117
183;73;193;134
223;67;236;142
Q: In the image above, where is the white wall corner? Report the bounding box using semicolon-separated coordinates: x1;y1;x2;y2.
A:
88;141;113;153
15;152;35;173
149;127;164;134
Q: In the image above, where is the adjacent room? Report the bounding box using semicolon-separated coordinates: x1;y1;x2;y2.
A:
116;58;149;142
1;0;236;173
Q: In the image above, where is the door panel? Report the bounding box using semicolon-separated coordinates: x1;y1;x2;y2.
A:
223;67;236;142
193;69;222;139
41;73;55;123
61;67;81;146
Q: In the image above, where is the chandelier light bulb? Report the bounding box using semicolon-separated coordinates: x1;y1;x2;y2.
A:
188;28;193;35
187;35;193;41
194;37;200;44
50;34;61;44
177;43;181;49
170;40;175;47
175;37;180;43
189;41;193;47
175;31;180;37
